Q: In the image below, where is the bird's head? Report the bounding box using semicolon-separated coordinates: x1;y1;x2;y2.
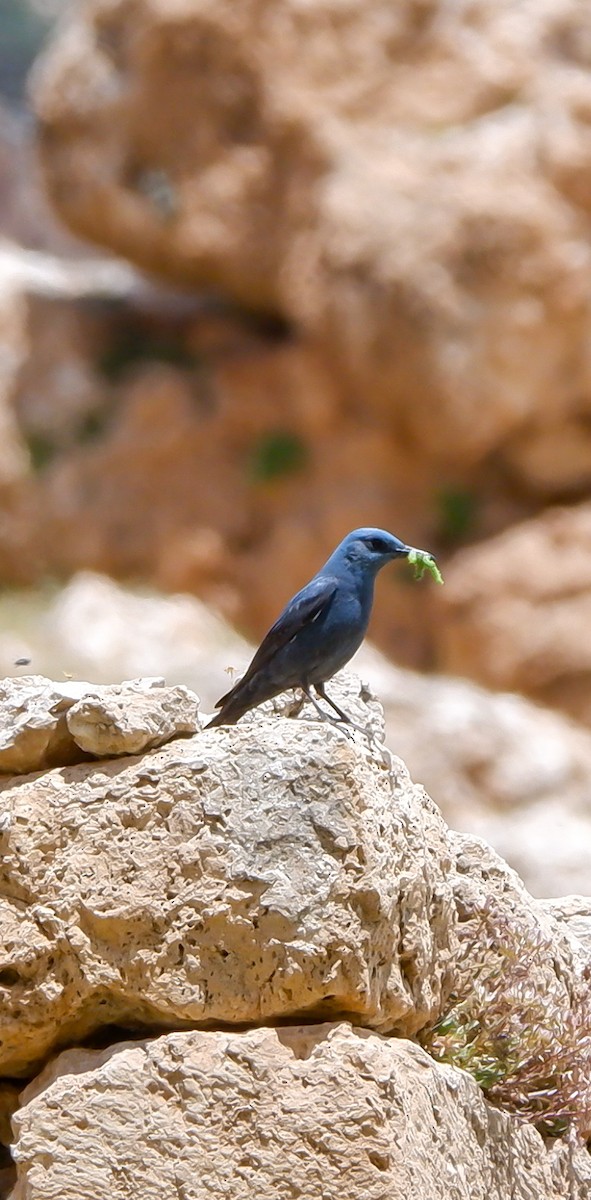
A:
340;527;414;570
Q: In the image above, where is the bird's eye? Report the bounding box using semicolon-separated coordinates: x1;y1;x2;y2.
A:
367;537;386;552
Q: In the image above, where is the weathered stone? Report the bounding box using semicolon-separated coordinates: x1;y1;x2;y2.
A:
541;895;591;964
31;0;591;483
10;1024;591;1200
447;831;589;1029
0;677;456;1075
0;675;91;774
44;571;250;710
0;674;200;774
66;679;201;756
4;576;591;897
0;243;437;662
355;646;591;897
436;503;591;727
0;99;81;256
0;1081;19;1147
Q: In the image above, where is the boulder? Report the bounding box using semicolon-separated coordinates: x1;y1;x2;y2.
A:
4;575;591;897
0;239;437;660
0;675;94;774
0;671;586;1196
542;895;591;963
10;1024;591;1200
31;0;591;483
66;679;200;757
355;645;591;897
435;503;591;727
0;672;584;1109
0;674;200;774
0;675;457;1075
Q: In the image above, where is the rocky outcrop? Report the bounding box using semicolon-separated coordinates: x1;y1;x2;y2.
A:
0;102;82;256
0;675;457;1076
0;672;588;1196
358;644;591;898
11;0;591;692
436;504;591;728
32;0;591;491
0;675;200;773
10;1025;591;1200
0;238;437;657
3;572;591;897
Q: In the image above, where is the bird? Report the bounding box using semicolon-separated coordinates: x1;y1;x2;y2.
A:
206;527;433;730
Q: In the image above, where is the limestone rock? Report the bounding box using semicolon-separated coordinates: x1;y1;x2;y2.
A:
0;240;436;662
0;1082;19;1147
31;0;591;480
435;503;591;727
43;572;250;711
355;645;591;898
4;576;591;897
0;674;200;774
0;678;457;1075
0;675;92;774
10;1024;591;1200
447;832;589;1032
66;679;201;756
541;895;591;963
0;99;83;256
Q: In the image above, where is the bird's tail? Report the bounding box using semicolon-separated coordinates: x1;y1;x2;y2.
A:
205;676;266;728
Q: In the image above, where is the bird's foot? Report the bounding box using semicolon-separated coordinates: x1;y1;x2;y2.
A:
298;684;386;746
295;710;357;739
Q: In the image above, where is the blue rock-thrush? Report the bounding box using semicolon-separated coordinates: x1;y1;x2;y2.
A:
206;527;435;730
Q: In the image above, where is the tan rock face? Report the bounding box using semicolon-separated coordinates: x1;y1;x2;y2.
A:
32;0;591;483
542;895;591;962
0;673;588;1194
355;646;591;898
4;575;591;899
0;677;457;1075
448;831;589;1028
436;503;591;727
0;241;439;662
0;101;82;256
10;1024;591;1200
0;675;200;774
66;678;200;756
0;676;87;774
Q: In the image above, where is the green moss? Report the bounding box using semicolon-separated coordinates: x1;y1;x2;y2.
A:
435;487;477;543
26;433;57;472
249;431;308;482
97;330;198;382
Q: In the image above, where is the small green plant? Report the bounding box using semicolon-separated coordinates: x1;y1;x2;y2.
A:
98;330;197;382
26;433;58;472
435;486;477;544
249;431;308;482
420;904;591;1139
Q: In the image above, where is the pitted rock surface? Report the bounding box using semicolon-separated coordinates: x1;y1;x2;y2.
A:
0;677;456;1075
10;1024;591;1200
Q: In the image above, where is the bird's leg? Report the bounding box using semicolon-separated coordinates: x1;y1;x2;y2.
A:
310;683;376;742
300;683;347;727
314;683;357;726
316;685;396;778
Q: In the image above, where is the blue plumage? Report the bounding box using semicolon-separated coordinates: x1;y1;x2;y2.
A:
206;527;430;728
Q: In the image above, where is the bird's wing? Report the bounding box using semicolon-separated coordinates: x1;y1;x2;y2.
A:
215;575;338;706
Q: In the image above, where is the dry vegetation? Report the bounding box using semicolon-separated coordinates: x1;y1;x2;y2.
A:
420;904;591;1141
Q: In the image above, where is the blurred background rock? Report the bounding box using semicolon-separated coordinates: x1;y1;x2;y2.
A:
0;0;590;896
